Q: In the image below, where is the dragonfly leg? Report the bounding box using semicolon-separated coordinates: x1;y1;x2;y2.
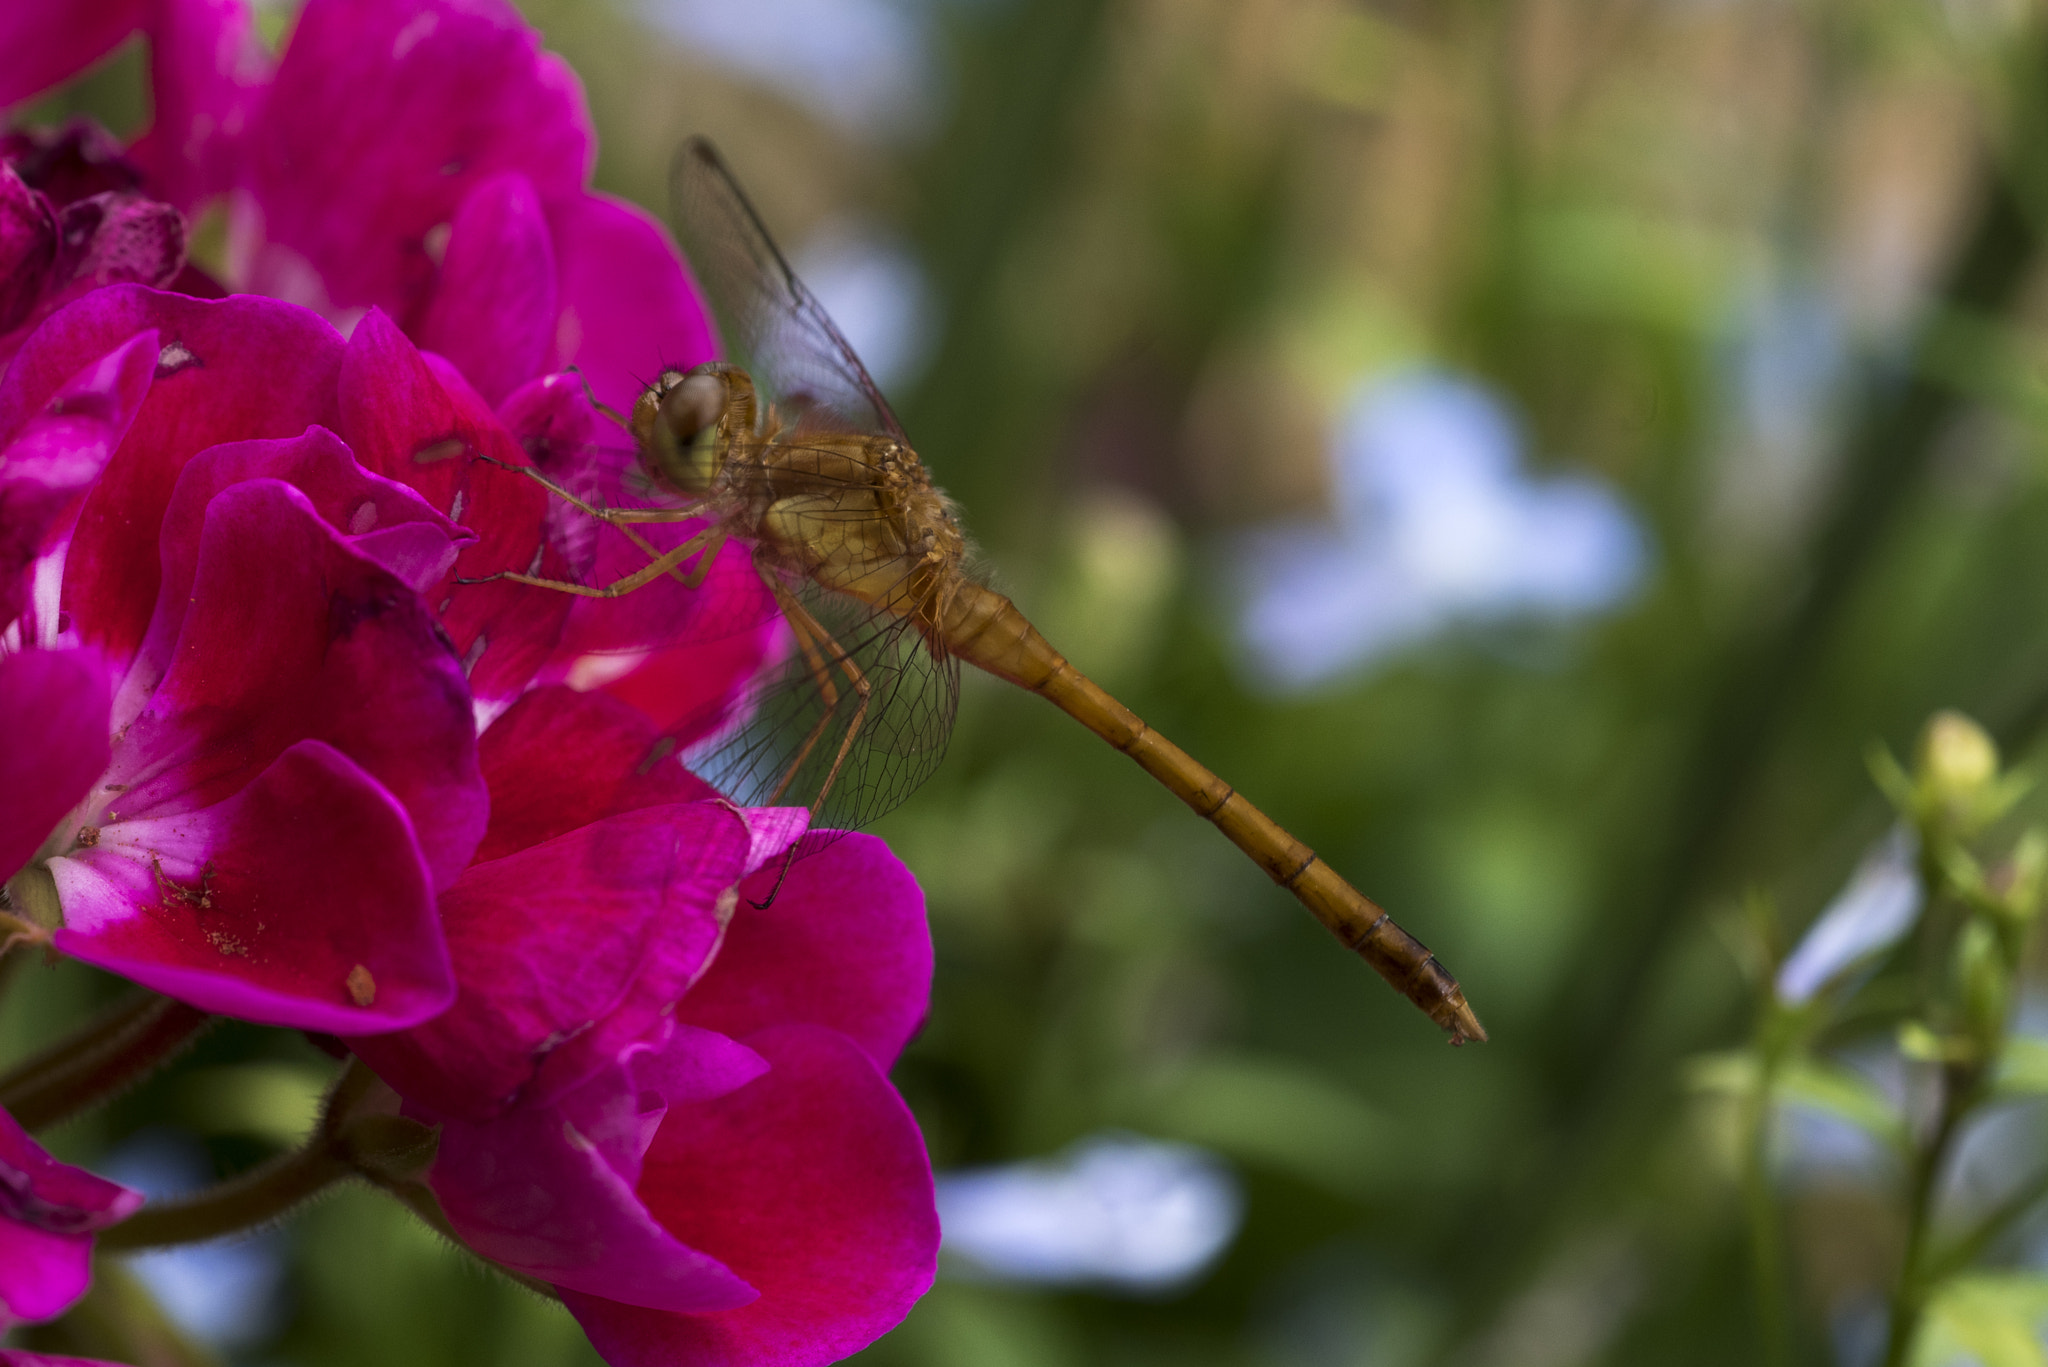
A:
458;523;723;597
751;583;875;909
761;586;848;804
562;364;631;429
681;527;728;590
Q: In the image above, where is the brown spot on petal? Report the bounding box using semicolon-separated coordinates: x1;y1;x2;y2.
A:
347;964;377;1007
75;826;98;847
411;436;465;465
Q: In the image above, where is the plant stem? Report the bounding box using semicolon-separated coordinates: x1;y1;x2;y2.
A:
0;991;213;1130
98;1137;350;1250
1742;1031;1795;1367
1879;1064;1976;1367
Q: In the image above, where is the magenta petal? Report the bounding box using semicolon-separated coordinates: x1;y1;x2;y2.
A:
245;0;591;321
429;1034;765;1312
0;1093;144;1328
0;649;110;880
679;835;931;1070
119;425;468;719
130;0;272;210
0;327;156;631
106;479;484;886
338;310;570;701
546;192;717;421
350;801;750;1121
418;173;558;406
52;739;453;1032
0;1223;91;1327
565;1024;938;1367
34;288;345;667
476;686;717;864
0;1;148;109
432;1121;756;1314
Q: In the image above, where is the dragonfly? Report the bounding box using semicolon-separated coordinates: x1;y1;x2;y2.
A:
482;138;1485;1046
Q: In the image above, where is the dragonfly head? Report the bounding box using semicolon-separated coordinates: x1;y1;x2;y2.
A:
632;363;758;495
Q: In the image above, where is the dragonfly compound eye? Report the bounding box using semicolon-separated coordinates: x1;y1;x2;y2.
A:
648;371;730;493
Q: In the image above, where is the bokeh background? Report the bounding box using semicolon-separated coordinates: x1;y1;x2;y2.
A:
17;0;2048;1364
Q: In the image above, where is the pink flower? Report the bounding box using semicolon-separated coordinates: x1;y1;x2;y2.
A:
0;1104;142;1331
0;123;187;362
2;287;486;1031
3;3;943;1362
106;0;711;419
361;688;937;1367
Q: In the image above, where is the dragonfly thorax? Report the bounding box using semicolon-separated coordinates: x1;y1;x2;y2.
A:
631;363;968;620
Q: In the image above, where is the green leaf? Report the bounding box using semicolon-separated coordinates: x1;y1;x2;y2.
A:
1916;1272;2048;1367
1779;1057;1905;1149
1996;1037;2048;1098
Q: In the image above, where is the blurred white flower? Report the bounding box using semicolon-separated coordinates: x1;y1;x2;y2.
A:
936;1132;1243;1293
1233;370;1645;691
1775;826;1923;1006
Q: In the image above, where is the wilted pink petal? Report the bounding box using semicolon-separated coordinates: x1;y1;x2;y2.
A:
51;739;453;1033
0;649;110;880
34;288;344;669
349;801;751;1120
129;0;272;211
91;478;484;887
0;122;144;209
242;0;590;324
564;1025;938;1367
0;1103;143;1328
0;328;156;631
679;835;931;1071
0;2;148;110
0;165;59;334
52;193;185;295
338;309;569;701
472;686;717;864
418;173;558;407
545;192;717;420
429;1029;764;1312
119;425;469;720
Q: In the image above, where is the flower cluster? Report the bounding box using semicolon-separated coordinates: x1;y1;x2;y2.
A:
0;2;937;1364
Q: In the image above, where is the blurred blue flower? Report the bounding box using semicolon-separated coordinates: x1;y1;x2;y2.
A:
1775;827;1923;1006
640;0;940;138
1233;371;1645;691
935;1132;1242;1294
99;1131;287;1351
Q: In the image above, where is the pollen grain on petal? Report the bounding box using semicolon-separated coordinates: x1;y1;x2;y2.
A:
347;964;378;1007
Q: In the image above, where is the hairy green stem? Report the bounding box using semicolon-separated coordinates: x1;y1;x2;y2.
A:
98;1140;350;1250
0;992;214;1130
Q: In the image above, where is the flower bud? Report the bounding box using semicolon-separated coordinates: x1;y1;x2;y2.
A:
1918;711;1998;810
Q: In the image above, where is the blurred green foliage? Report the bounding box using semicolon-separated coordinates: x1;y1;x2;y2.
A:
27;0;2048;1364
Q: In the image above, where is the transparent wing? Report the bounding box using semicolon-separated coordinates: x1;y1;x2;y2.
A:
684;560;960;861
670;137;909;444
